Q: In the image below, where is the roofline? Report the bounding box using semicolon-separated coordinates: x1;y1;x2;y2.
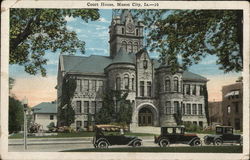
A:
65;72;106;77
104;62;135;70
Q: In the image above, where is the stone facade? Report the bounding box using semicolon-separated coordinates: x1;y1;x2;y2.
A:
57;10;208;131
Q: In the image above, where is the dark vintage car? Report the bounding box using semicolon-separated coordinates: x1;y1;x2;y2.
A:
93;125;142;148
204;126;242;145
154;126;202;147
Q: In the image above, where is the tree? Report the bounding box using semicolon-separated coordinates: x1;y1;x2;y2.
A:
10;9;100;76
9;96;24;133
132;9;243;73
58;77;77;126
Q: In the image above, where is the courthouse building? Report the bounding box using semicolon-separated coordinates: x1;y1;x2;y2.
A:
57;10;208;130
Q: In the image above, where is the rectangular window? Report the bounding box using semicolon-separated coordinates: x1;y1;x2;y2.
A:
182;104;185;115
174;101;179;114
84;101;89;114
132;78;135;91
199;121;203;128
192;85;196;95
165;101;171;114
83;79;89;91
165;79;170;92
192;104;197;115
84;121;88;128
234;102;239;113
147;81;152;97
97;101;103;113
91;101;96;114
77;79;82;92
76;101;82;114
92;80;96;92
186;84;190;95
140;81;144;97
76;121;82;130
50;115;54;120
186;104;191;115
198;104;203;115
98;80;104;93
200;85;204;96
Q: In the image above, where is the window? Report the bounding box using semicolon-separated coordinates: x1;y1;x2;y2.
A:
143;59;148;69
186;84;190;95
91;101;96;114
122;41;127;51
227;105;231;114
234;102;239;113
136;29;139;36
83;79;89;91
50;115;54;120
173;77;179;92
92;80;96;92
98;80;104;93
193;121;197;125
97;101;103;113
147;81;152;97
76;121;82;130
124;74;129;90
116;77;121;90
182;104;185;115
198;104;203;115
192;85;196;95
77;79;82;92
200;85;204;96
122;27;125;34
140;81;144;97
134;42;139;52
199;121;203;128
76;101;82;114
174;101;179;114
84;101;89;114
128;41;133;53
165;101;172;114
84;121;88;128
192;104;197;115
132;78;135;91
165;78;171;92
186;104;191;115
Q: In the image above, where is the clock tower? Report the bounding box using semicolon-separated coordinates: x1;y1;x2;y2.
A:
109;10;144;58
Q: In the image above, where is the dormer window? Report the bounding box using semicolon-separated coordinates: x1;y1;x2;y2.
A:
143;59;148;69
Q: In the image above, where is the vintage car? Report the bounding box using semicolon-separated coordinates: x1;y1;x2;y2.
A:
204;126;242;145
154;126;202;147
93;125;142;148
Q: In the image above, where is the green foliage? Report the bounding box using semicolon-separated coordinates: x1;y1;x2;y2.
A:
47;122;56;131
58;77;77;126
9;77;15;90
10;9;100;76
9;96;24;133
184;122;202;132
132;9;243;73
95;90;133;125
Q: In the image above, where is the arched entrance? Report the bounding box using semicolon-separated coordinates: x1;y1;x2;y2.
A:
138;107;153;126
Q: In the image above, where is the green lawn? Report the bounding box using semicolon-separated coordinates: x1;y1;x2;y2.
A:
62;146;242;153
9;132;155;139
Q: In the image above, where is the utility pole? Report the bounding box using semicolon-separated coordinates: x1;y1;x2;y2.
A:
22;97;28;150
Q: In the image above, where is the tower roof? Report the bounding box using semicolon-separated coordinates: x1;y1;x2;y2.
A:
112;47;136;64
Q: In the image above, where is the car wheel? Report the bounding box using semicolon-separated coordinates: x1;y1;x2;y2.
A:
159;139;170;147
193;139;202;146
132;140;142;147
98;141;109;148
214;139;223;146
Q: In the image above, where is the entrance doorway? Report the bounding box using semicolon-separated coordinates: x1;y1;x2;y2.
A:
138;107;153;126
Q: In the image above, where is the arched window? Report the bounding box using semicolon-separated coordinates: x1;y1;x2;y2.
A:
122;41;127;51
116;77;121;90
127;41;133;53
165;77;171;92
124;74;129;90
122;27;125;34
134;42;139;52
131;75;135;91
174;77;179;92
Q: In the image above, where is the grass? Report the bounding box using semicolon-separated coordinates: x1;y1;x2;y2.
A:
9;132;155;139
62;146;243;153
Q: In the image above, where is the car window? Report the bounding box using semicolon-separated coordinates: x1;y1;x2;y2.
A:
225;128;233;134
216;127;223;134
176;128;182;134
167;128;174;134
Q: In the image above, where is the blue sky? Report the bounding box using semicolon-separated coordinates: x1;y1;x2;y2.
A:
9;9;241;106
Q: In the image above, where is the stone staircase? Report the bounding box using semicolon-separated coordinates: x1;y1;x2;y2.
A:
130;126;160;134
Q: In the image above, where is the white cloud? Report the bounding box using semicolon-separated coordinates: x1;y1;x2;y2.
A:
98;17;109;23
65;16;76;22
